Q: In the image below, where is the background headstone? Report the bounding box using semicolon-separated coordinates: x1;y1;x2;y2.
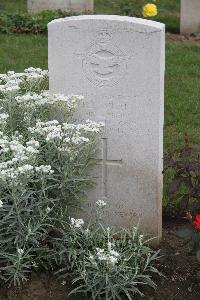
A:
181;0;200;34
28;0;93;14
48;15;165;243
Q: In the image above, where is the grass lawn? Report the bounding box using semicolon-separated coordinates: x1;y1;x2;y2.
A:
165;42;200;150
0;0;180;33
0;0;26;14
0;34;47;72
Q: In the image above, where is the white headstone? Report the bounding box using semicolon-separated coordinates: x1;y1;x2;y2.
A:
28;0;93;14
181;0;200;34
48;15;165;243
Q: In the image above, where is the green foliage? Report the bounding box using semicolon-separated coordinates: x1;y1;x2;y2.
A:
53;203;162;299
117;0;144;17
164;134;200;216
0;10;78;34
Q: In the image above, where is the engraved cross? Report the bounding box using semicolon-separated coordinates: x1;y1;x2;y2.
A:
97;138;122;199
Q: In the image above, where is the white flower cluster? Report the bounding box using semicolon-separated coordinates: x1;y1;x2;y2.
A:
70;217;84;228
96;199;107;208
0;163;32;181
90;244;120;266
139;234;144;245
0;68;48;96
0;199;3;208
29;120;62;141
76;119;105;133
0;78;21;94
17;248;24;257
0;162;53;182
0;70;27;83
28;119;104;151
0;134;39;157
26;139;39;148
0;135;53;182
46;206;51;213
15;91;82;111
24;67;48;83
35;165;54;174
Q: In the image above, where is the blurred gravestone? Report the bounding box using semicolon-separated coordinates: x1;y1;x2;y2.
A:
48;15;165;244
181;0;200;34
27;0;93;14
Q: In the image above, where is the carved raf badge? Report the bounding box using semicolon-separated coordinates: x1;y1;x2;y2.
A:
80;31;127;87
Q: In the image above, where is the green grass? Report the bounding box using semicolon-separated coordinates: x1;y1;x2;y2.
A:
165;42;200;150
0;34;47;72
0;0;180;33
0;0;27;14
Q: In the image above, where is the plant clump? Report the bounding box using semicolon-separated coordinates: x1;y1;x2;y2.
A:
164;134;200;216
0;67;103;286
54;200;162;300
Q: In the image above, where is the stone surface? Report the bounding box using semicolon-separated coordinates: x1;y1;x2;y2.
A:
27;0;93;14
48;15;165;243
181;0;200;34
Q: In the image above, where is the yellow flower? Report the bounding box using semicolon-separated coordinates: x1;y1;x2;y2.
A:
142;3;157;17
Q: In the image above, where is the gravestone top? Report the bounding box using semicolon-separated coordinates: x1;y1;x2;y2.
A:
49;14;164;30
48;15;165;244
180;0;200;34
28;0;93;14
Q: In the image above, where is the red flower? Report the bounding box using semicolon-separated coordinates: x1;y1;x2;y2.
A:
192;215;200;230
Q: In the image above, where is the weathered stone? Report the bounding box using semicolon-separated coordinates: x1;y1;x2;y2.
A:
48;15;165;244
28;0;93;14
181;0;200;34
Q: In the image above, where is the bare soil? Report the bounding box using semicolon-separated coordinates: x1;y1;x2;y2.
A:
0;220;200;300
166;32;200;43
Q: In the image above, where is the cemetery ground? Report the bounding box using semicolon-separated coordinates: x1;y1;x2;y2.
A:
0;222;200;299
0;37;199;299
0;1;200;300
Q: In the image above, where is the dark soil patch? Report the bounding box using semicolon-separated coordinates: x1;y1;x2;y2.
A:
166;32;200;43
146;221;200;300
1;221;200;300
